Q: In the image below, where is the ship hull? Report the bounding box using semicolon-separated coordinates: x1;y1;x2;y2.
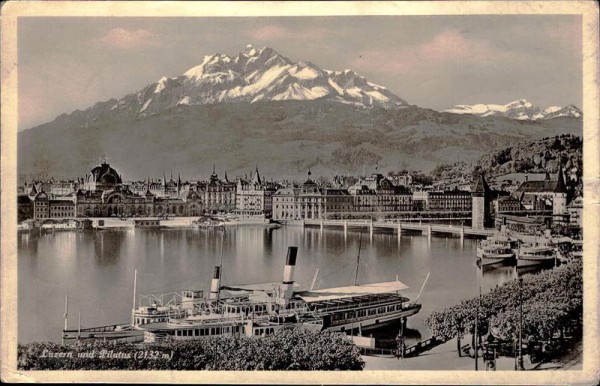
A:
478;254;516;266
325;306;421;332
517;257;555;268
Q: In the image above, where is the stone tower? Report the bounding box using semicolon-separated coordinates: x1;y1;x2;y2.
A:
472;172;491;230
553;164;567;216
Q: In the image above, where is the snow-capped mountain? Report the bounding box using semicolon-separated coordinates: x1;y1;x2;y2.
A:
540;105;583;120
444;99;581;120
110;44;408;116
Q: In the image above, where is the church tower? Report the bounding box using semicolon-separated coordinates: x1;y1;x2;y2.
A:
471;172;491;230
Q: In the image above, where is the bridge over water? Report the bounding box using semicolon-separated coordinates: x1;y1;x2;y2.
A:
302;219;495;240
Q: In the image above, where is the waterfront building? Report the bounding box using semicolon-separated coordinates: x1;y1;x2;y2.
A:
514;166;568;219
24;158;235;220
272;171;353;220
492;195;523;214
428;190;472;212
272;187;301;220
32;191;49;219
197;167;236;213
411;189;472;213
82;155;122;192
411;191;429;211
495;213;548;234
235;167;280;218
49;198;76;218
347;173;412;213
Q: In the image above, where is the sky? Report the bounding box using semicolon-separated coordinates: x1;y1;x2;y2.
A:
18;15;582;130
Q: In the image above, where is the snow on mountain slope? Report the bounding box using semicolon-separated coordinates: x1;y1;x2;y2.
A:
444;99;581;120
113;44;409;116
541;105;582;119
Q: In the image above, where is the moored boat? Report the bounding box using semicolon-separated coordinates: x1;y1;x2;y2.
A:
476;235;518;266
194;219;226;229
516;243;556;268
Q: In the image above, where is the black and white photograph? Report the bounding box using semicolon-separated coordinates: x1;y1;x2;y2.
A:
1;1;598;384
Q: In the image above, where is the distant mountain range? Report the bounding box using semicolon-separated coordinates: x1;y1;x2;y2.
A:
18;45;582;181
444;99;582;120
108;44;408;118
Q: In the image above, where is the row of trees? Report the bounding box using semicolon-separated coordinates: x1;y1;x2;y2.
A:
425;260;582;356
18;328;364;371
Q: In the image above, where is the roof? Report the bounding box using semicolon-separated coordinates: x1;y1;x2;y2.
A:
429;190;471;196
296;280;409;303
495;173;548;182
274;188;300;196
497;195;519;202
323;189;350;196
516;180;558;193
555;166;567;193
472;173;490;194
221;282;301;292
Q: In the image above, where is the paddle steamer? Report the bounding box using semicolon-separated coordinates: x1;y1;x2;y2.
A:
62;247;421;344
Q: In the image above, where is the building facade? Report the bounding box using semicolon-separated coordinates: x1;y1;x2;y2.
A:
428;190;472;212
348;173;413;213
25;159;236;220
513;166;568;222
272;172;353;220
235;168;279;218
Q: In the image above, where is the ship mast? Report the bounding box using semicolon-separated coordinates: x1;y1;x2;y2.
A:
354;233;363;286
310;268;320;290
216;231;225;304
131;269;137;325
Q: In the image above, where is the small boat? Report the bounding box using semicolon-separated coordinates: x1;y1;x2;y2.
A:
476;235;517;266
194;219;226;229
516;243;556;268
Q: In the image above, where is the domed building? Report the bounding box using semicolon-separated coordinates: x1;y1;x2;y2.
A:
84;155;123;192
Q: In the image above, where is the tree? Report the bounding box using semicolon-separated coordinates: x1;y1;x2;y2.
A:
18;328;365;371
425;260;582;357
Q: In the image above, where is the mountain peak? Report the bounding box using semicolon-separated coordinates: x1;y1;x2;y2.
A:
506;99;532;108
243;43;261;57
124;45;409;115
444;100;581;121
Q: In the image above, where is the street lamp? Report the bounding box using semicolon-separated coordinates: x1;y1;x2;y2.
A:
475;258;482;371
518;277;524;371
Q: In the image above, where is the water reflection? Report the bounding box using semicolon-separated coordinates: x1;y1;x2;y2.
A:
94;230;125;266
18;232;38;255
19;226;496;344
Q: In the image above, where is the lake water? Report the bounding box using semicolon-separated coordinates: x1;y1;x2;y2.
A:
18;226;519;344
